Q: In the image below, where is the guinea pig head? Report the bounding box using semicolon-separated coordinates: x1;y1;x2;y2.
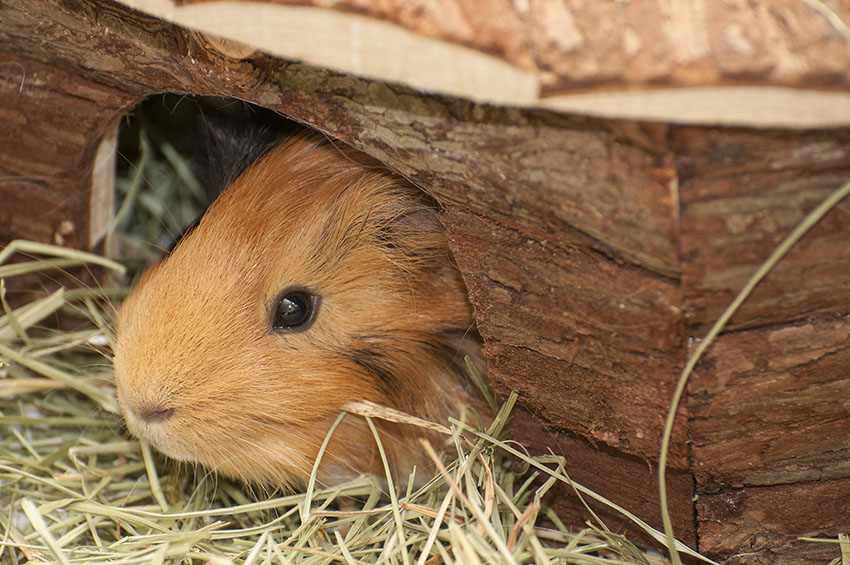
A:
113;133;485;488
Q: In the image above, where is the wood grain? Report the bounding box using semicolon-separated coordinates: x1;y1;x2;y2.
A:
676;127;850;332
249;71;684;280
443;205;688;465
689;314;850;489
696;478;850;564
115;0;850;126
0;52;136;248
511;410;696;549
166;0;850;93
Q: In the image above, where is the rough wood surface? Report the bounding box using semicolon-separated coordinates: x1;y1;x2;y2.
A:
677;127;850;332
689;314;850;489
165;0;850;93
696;477;850;564
2;0;850;561
510;411;697;549
0;53;135;248
443;206;688;466
118;0;850;126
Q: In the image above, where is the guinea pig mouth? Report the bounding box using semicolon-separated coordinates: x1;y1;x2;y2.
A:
120;397;175;427
118;397;183;452
121;408;195;462
137;406;175;424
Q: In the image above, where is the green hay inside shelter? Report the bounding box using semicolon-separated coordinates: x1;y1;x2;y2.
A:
0;251;691;564
0;107;716;564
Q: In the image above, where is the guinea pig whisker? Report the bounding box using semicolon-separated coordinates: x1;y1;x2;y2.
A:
207;430;312;488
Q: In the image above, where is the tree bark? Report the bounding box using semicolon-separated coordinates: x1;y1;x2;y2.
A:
2;0;850;561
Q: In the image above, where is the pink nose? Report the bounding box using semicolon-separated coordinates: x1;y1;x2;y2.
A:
140;407;175;423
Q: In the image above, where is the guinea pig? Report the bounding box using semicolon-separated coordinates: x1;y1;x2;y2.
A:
112;115;487;488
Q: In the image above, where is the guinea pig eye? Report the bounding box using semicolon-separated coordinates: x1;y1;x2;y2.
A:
271;289;317;332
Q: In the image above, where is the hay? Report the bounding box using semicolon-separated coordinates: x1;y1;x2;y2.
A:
0;107;715;564
0;256;702;563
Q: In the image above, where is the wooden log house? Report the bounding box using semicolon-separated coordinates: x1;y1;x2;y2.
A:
2;1;850;562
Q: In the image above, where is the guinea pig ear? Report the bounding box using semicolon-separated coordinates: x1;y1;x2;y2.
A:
373;189;467;281
197;102;304;202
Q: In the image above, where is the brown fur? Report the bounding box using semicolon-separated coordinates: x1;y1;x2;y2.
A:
113;132;486;488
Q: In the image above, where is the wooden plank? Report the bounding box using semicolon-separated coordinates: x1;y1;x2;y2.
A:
696;478;850;564
0;0;682;277
676;127;850;331
0;52;137;248
138;0;850;97
689;315;850;489
444;205;688;465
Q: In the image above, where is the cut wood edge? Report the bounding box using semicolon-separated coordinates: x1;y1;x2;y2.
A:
89;120;119;249
117;0;850;128
542;86;850;129
116;0;540;107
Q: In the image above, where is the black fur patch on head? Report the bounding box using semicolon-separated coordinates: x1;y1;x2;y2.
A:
169;99;311;251
198;100;304;202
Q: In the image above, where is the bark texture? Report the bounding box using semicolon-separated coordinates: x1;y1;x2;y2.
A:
179;0;850;94
0;53;135;248
696;478;850;564
2;0;849;561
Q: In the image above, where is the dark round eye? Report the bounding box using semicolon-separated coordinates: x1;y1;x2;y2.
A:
272;290;316;331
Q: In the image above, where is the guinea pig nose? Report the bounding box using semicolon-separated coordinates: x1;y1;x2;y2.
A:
140;407;175;424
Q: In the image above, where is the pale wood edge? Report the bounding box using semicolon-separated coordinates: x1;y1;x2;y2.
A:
117;0;540;106
542;86;850;129
88;120;119;249
117;0;850;128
